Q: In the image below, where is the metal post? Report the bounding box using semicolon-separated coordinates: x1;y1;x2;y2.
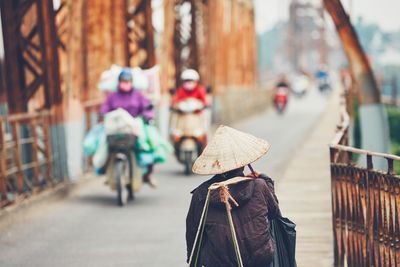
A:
324;0;390;168
391;76;397;106
37;0;62;108
0;0;62;112
0;0;26;113
125;0;156;68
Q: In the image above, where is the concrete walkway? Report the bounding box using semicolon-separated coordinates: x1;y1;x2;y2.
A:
276;89;340;266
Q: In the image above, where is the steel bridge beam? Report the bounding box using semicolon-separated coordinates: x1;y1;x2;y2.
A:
0;0;61;113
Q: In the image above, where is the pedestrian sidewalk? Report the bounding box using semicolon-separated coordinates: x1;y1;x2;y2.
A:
275;90;340;266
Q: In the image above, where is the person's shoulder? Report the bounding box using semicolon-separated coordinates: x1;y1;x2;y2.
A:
253;175;274;187
132;89;144;96
196;84;206;92
133;90;150;100
108;91;119;97
175;86;185;92
190;180;209;195
190;176;215;200
172;87;183;97
106;91;118;101
252;177;269;188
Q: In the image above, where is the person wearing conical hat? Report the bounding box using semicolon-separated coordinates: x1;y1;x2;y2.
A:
186;125;281;267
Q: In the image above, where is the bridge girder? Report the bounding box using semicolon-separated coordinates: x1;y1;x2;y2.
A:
0;0;62;113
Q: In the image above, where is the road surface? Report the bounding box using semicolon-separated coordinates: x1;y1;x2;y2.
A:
0;87;329;267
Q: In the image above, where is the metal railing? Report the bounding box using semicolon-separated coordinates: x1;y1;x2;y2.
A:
0;111;57;208
329;107;400;266
82;98;103;131
382;95;400;107
82;98;103;171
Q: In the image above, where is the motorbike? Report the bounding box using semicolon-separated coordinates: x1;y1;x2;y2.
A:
101;109;146;206
273;87;289;114
290;74;310;97
105;134;139;206
170;98;207;175
317;78;331;94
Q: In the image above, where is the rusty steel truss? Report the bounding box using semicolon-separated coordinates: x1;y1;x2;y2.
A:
0;0;158;112
125;0;156;68
330;107;400;266
0;0;62;113
172;0;208;85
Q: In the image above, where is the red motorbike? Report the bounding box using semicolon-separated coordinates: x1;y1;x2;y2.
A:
273;87;289;114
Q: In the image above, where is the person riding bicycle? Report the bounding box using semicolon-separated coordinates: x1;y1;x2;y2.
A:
101;68;157;188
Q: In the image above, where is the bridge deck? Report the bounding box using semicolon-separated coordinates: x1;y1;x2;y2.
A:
276;90;339;266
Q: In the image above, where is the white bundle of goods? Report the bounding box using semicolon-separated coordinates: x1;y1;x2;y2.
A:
97;65;161;105
141;65;161;104
131;67;150;91
97;64;122;92
104;108;144;137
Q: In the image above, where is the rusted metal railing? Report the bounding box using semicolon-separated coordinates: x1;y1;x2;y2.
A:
0;111;57;208
82;98;103;132
82;98;103;171
330;107;400;266
382;95;400;107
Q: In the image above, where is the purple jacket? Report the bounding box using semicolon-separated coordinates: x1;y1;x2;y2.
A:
100;90;154;121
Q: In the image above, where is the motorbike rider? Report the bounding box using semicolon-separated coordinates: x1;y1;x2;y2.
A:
171;69;208;107
171;69;209;150
273;77;290;107
316;65;329;81
274;76;290;94
316;65;331;92
100;68;157;188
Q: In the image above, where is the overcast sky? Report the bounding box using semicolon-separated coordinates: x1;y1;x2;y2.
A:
254;0;400;33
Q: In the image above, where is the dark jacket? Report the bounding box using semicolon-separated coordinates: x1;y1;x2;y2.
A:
186;172;280;267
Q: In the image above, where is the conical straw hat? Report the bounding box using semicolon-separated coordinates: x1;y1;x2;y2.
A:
192;125;270;175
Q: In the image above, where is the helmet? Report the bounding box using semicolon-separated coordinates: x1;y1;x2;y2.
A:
118;68;133;81
181;69;200;82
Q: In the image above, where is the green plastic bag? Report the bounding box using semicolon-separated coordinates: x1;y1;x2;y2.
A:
136;151;155;167
83;124;105;156
135;120;173;164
